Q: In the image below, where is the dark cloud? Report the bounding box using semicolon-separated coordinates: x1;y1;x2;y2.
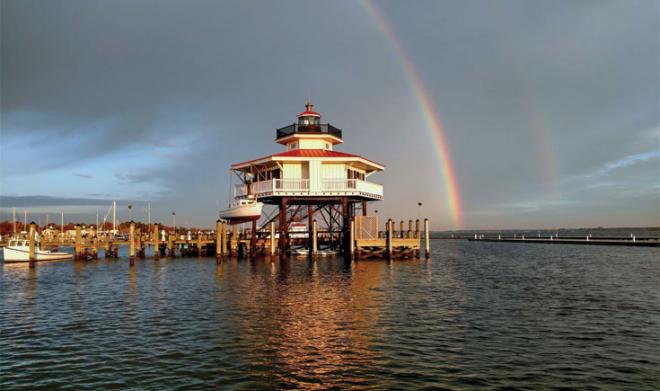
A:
1;0;657;228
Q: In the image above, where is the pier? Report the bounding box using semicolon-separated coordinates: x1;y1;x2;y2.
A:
468;235;659;247
1;214;431;267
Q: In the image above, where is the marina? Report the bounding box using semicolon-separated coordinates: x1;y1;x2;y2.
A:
2;1;658;389
1;104;432;266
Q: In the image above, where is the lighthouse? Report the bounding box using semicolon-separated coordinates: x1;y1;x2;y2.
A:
231;103;384;254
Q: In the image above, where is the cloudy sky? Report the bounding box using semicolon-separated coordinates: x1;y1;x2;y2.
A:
1;0;658;229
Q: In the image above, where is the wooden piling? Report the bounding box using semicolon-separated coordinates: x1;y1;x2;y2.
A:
28;222;36;268
424;218;430;259
215;220;222;260
153;223;160;259
270;222;276;257
386;219;393;259
408;220;413;239
221;223;227;257
399;220;405;239
312;220;318;257
197;230;204;257
350;219;355;258
231;225;238;256
129;221;135;265
75;225;82;260
250;219;257;256
136;228;144;258
415;219;420;239
279;197;288;253
167;233;175;257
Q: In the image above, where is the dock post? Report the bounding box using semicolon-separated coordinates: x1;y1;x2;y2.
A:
424;218;430;259
197;231;203;257
279;197;288;254
231;225;238;256
250;219;257;256
312;220;318;258
386;219;393;259
415;219;420;239
408;220;413;239
221;223;227;258
270;222;276;258
349;219;355;259
137;228;144;258
153;223;160;260
215;220;222;261
28;222;36;268
399;221;405;239
129;221;135;265
307;205;313;251
75;225;82;260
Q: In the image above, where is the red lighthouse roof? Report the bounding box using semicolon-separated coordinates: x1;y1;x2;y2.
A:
297;102;321;117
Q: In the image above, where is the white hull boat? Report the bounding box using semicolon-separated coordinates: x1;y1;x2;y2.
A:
291;247;338;257
219;199;264;224
2;239;73;263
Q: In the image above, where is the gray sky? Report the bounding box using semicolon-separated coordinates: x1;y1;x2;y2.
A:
1;0;658;229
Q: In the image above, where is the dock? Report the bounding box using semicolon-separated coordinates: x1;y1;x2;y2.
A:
468;236;659;247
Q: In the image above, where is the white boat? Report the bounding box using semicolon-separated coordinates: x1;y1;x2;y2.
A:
2;239;73;263
291;247;338;257
219;198;264;224
289;223;308;239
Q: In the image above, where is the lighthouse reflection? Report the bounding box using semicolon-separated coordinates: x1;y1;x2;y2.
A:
227;257;390;388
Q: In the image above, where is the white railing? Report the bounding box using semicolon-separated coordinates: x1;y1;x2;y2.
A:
274;179;309;191
235;178;382;198
252;179;275;194
321;179;356;190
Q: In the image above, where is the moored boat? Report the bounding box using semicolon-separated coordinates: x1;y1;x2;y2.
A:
219;198;264;224
2;239;73;263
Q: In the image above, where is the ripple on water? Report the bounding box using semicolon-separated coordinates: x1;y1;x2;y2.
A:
1;242;659;389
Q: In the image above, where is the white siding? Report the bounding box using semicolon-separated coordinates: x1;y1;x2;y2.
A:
321;163;345;179
309;160;322;192
299;139;332;150
283;163;302;179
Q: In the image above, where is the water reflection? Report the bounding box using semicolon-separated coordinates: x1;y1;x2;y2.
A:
1;242;658;389
222;257;388;388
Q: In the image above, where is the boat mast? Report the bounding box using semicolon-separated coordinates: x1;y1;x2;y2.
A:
112;200;116;237
23;209;27;231
147;202;151;235
61;211;64;239
12;207;16;235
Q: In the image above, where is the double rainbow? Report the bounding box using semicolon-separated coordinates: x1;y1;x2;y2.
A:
362;0;463;227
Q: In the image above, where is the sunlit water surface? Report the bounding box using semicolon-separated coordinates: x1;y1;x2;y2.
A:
1;240;658;389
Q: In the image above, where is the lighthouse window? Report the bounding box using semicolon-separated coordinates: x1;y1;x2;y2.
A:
325;143;330;150
289;143;297;150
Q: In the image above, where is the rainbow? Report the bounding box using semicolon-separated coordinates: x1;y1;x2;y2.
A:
361;0;463;228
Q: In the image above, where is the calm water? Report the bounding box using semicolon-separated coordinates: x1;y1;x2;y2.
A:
1;240;658;390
